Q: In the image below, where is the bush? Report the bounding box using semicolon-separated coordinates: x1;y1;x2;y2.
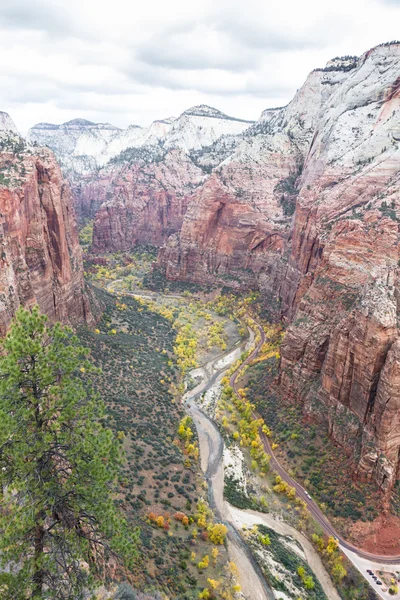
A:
115;583;138;599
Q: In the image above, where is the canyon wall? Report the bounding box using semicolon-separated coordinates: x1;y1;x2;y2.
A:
278;43;400;492
158;59;352;293
28;105;253;234
0;123;93;333
89;150;204;251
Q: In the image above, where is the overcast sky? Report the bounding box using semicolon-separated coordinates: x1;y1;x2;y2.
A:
0;0;399;132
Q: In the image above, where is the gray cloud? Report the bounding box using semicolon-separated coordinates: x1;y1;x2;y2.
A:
0;0;75;35
134;12;342;75
0;0;399;131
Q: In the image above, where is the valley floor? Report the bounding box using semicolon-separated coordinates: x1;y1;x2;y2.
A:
81;250;399;600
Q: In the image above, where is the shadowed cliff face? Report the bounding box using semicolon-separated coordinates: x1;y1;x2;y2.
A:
89;150;204;251
0;138;93;333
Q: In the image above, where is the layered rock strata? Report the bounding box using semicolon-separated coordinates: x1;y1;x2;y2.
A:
90;150;205;251
277;43;400;491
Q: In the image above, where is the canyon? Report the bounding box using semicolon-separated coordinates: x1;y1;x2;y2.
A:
26;42;400;499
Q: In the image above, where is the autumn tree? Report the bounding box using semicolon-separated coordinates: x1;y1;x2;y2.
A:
0;307;137;599
208;523;228;545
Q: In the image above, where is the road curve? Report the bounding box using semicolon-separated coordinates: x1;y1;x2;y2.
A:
230;316;400;565
184;321;338;600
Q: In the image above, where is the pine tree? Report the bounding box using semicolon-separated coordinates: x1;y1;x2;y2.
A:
0;307;137;599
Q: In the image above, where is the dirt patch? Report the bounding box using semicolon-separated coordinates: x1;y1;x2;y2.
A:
349;514;400;555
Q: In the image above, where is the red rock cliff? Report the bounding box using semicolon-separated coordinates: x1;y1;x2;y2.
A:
89;150;204;251
0;140;93;333
279;43;400;492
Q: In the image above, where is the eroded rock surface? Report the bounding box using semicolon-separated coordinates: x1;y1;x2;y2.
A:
27;43;400;493
277;43;400;492
89;150;205;251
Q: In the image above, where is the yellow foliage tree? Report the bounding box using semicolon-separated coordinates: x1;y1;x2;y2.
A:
208;523;228;545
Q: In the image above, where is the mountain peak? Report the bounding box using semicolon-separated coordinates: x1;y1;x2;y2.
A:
181;105;230;119
62;118;96;128
0;111;19;134
181;105;254;124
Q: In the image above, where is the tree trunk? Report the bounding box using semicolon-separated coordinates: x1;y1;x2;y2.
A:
32;522;45;598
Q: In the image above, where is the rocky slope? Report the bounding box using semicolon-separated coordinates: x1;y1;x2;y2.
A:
0;116;93;332
278;42;400;494
160;43;400;494
28;105;254;240
159;57;353;291
0;111;19;134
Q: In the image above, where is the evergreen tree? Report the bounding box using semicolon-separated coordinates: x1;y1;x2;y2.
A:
0;307;137;599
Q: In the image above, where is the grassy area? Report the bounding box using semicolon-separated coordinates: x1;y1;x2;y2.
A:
77;288;234;598
144;266;212;295
78;219;93;252
224;474;269;513
84;247;158;288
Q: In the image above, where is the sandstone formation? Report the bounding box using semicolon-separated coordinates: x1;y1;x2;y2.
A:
159;56;353;293
278;44;399;493
89;149;205;251
0;111;19;134
0;122;93;333
28;105;253;176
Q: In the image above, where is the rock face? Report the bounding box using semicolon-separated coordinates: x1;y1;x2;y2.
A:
27;119;123;175
29;105;254;240
26;43;400;493
0;111;19;134
277;42;400;493
90;150;205;251
159;55;352;293
0;122;93;333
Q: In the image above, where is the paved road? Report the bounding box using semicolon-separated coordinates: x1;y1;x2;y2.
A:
229;316;400;567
